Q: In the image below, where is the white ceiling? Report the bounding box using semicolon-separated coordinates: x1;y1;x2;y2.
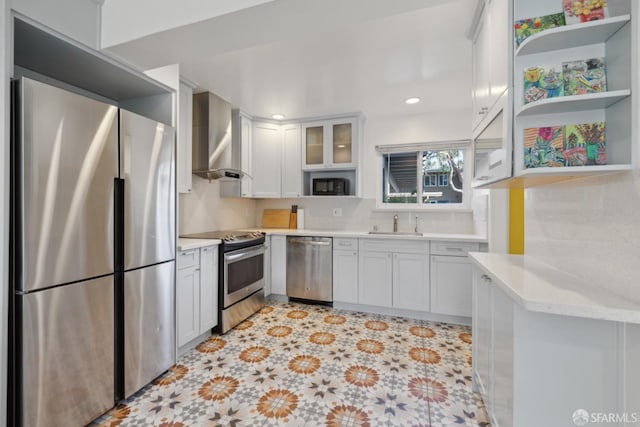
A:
104;0;475;119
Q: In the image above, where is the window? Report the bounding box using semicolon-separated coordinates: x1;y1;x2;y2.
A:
380;146;465;207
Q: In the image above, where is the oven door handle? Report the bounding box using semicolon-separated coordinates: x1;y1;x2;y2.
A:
287;239;331;246
224;244;266;263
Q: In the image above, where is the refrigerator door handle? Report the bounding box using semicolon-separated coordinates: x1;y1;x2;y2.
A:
114;178;125;272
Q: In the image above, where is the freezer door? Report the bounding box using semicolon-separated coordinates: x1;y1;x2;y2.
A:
19;77;118;292
120;109;175;270
124;261;175;398
21;276;114;427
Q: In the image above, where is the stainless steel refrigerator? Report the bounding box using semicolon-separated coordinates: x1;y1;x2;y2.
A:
10;77;176;427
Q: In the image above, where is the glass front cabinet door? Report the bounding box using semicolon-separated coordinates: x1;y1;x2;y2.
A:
302;117;358;169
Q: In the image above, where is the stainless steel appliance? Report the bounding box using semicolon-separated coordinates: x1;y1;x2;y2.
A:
312;177;349;195
192;92;249;181
286;237;333;303
181;230;266;333
119;109;176;399
9;77;175;427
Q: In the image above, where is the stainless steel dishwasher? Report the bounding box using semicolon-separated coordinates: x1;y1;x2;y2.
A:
286;236;333;303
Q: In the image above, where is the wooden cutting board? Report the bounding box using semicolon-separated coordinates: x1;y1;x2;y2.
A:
261;209;291;228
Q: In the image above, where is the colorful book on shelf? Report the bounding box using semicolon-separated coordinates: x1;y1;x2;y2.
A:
514;13;566;47
562;58;607;96
523;126;565;169
564;122;606;165
523;66;564;104
563;0;609;25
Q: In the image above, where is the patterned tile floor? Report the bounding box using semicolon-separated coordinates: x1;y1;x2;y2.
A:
92;301;490;427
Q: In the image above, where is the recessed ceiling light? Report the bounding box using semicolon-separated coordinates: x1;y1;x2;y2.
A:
271;114;285;120
337;144;346;148
405;97;421;105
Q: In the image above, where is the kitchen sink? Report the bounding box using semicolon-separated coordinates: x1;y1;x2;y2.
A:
368;231;423;236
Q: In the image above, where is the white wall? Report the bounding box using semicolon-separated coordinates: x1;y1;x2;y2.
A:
178;177;257;234
11;0;102;48
101;0;275;48
525;171;640;302
361;111;473;199
1;0;9;424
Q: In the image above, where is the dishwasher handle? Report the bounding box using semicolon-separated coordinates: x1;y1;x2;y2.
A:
287;238;331;246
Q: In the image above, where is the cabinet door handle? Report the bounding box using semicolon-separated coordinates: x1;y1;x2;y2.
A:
480;274;489;280
195;268;200;272
446;247;464;252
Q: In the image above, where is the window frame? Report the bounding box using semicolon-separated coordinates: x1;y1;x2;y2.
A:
376;143;472;212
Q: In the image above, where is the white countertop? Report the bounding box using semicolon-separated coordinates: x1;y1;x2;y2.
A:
177;229;486;252
177;238;222;251
469;252;640;324
243;228;487;243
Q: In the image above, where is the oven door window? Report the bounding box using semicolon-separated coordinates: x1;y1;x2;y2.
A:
227;253;264;294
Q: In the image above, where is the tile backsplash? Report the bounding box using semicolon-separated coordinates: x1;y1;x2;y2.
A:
525;170;640;302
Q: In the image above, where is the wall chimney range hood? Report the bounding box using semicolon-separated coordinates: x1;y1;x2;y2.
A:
192;92;249;181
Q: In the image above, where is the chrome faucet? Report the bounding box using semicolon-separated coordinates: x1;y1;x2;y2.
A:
393;214;398;232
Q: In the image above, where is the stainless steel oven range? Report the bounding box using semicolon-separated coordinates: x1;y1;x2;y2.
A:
181;230;266;333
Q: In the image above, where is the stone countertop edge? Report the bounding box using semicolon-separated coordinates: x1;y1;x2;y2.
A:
243;228;488;243
469;252;640;324
177;238;222;251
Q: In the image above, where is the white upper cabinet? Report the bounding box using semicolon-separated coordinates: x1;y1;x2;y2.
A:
249;120;302;198
177;80;194;193
281;124;302;198
252;121;282;198
472;0;511;132
233;111;253;198
302;117;359;170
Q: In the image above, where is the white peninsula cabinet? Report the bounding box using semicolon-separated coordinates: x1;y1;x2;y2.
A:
471;253;640;427
177;245;219;352
358;239;429;311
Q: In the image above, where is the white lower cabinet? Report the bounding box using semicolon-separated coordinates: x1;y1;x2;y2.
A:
177;252;200;347
393;252;429;311
263;235;272;297
430;241;479;317
358;239;429;310
333;238;358;304
177;245;219;349
358;251;392;307
198;246;218;331
430;256;472;317
270;235;287;295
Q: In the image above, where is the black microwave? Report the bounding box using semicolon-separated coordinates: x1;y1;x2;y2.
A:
312;178;349;195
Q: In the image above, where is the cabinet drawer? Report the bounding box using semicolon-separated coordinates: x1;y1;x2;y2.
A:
430;241;480;257
177;249;199;270
334;238;358;250
359;238;428;254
